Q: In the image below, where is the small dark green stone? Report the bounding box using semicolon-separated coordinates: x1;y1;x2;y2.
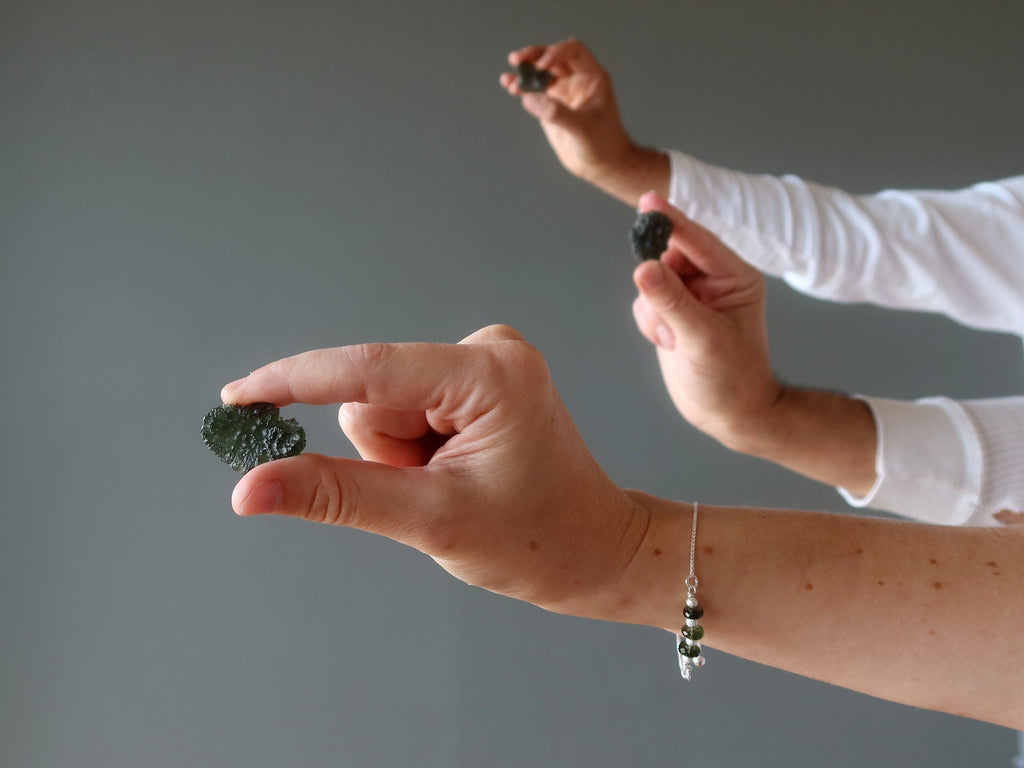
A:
681;625;705;642
683;604;704;620
679;641;702;658
201;402;306;473
516;61;553;93
630;210;674;261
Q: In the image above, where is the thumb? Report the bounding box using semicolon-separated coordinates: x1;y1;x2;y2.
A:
232;452;444;549
632;260;711;349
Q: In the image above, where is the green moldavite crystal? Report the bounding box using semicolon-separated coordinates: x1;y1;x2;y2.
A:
680;642;702;658
516;61;553;92
630;210;674;261
201;402;306;473
681;625;705;642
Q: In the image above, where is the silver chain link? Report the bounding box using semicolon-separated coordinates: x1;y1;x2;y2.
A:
685;502;699;594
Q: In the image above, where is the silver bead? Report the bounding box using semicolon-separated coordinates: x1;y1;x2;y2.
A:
680;665;692;681
686;618;699;628
686;594;699;607
693;655;706;668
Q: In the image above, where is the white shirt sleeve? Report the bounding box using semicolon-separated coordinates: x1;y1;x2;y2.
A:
666;150;1024;526
840;396;1024;526
667;150;1024;335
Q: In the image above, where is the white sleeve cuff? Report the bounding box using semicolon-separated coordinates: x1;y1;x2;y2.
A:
666;149;800;278
957;397;1024;525
837;396;982;526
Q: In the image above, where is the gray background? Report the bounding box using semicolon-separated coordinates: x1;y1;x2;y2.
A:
2;1;1022;766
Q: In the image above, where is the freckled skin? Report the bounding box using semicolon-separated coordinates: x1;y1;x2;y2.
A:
986;561;999;568
929;558;938;565
877;581;885;586
702;545;714;555
804;583;814;590
853;548;864;555
994;509;1024;525
933;582;943;590
528;541;539;551
653;548;662;556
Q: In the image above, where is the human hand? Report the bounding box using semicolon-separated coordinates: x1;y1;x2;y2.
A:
631;193;781;451
499;39;635;185
221;325;651;622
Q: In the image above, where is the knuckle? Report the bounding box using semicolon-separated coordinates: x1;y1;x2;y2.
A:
654;288;685;314
351;342;390;369
503;338;548;379
306;466;352;527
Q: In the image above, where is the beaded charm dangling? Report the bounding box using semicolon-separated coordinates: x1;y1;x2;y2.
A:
677;588;705;680
676;503;706;680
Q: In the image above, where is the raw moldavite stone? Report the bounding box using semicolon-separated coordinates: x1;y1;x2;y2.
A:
201;402;306;473
630;210;673;261
516;61;553;92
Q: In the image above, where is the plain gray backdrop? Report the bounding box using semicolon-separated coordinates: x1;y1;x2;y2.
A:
3;1;1022;766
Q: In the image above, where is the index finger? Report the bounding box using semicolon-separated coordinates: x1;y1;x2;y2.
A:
221;342;489;414
508;44;548;66
535;38;598;73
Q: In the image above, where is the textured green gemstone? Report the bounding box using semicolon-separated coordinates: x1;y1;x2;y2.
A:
681;625;705;642
515;61;553;93
683;604;704;620
679;641;702;658
201;402;306;473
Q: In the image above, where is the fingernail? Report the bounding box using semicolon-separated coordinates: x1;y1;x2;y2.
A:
637;190;658;210
237;480;283;516
221;375;249;402
655;324;676;350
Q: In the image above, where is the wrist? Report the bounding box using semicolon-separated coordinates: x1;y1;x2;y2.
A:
721;385;879;495
702;380;788;457
578;143;670;204
573;135;635;181
604;490;692;631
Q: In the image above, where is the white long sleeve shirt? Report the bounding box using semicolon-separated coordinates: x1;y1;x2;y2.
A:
667;150;1024;526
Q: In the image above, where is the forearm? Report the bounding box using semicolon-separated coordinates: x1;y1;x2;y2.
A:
582;144;670;207
726;385;878;498
613;493;1024;729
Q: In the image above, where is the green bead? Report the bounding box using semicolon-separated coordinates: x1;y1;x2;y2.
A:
679;642;702;658
683;604;704;620
681;625;704;642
